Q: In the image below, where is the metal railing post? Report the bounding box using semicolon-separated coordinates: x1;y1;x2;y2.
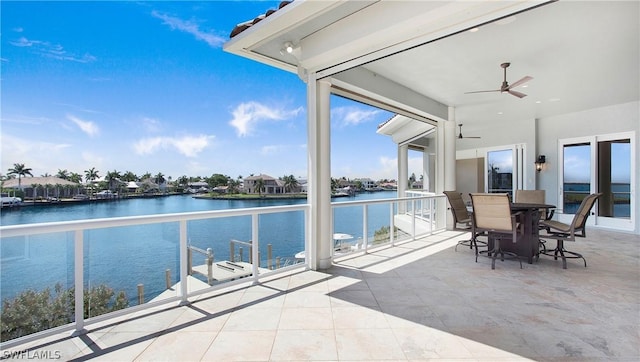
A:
73;230;85;335
206;248;213;285
179;220;188;305
251;214;259;284
411;199;416;240
390;202;395;246
362;205;368;251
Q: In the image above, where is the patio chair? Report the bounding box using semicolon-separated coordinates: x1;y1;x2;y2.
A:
515;189;554;221
539;193;602;269
470;193;523;269
443;191;486;252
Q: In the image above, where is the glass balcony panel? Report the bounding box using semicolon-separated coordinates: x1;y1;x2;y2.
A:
258;210;305;269
1;232;74;342
84;223;179;315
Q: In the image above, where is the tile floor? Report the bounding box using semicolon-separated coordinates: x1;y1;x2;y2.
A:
3;228;639;361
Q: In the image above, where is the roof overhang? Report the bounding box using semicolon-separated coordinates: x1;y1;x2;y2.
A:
223;0;550;121
224;0;639;133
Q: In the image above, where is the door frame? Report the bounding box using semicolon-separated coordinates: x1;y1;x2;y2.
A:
557;131;635;231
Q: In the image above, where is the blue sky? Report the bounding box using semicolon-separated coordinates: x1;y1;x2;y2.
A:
1;1;405;182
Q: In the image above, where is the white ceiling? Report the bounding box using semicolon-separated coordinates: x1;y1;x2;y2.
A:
226;1;639;134
362;1;639;128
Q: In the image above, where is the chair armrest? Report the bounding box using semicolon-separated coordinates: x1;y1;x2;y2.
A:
545;209;555;220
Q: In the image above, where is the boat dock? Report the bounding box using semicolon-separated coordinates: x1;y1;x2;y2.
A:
191;260;268;284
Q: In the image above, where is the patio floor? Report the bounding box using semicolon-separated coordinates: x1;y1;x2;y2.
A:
6;228;639;361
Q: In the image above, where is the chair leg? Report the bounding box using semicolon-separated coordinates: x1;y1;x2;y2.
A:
488;237;521;269
541;239;587;269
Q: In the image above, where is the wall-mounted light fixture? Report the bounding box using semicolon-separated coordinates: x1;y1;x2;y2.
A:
280;41;295;56
535;155;546;172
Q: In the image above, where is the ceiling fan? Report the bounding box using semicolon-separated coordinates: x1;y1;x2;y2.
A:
457;124;480;139
465;62;532;98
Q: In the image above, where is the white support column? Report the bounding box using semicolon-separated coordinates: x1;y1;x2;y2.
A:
423;153;430;192
440;107;457;230
444;107;457;192
398;143;409;212
307;75;333;270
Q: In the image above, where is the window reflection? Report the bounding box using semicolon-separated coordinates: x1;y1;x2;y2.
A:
487;149;513;196
598;139;631;219
563;143;591;214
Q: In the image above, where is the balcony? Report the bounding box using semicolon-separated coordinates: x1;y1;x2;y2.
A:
1;196;638;360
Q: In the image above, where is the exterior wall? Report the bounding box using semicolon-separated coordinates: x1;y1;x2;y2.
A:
537;101;639;234
454;101;639;234
455;117;537;190
455;158;484;205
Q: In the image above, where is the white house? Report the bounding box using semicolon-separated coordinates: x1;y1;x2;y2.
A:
225;0;639;269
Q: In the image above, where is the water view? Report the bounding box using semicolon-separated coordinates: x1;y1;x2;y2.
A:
0;191;397;306
563;182;631;217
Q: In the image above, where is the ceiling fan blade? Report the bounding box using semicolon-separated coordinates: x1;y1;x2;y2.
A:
464;89;501;94
508;76;533;89
465;136;482;139
508;89;527;98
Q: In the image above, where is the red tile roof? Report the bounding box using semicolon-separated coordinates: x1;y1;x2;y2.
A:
230;1;292;38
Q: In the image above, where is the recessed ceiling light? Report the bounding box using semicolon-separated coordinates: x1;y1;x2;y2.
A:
535;100;542;104
497;112;503;115
468;27;479;33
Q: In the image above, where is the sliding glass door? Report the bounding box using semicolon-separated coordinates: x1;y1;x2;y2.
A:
485;145;525;197
559;132;635;230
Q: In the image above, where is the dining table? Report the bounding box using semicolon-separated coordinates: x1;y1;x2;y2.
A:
486;202;556;264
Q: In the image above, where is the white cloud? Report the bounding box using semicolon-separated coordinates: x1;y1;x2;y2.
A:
332;106;381;127
0;133;72;175
229;101;303;137
67;115;100;137
10;36;96;63
141;117;162;133
151;11;225;48
133;134;214;157
81;151;104;170
261;145;286;155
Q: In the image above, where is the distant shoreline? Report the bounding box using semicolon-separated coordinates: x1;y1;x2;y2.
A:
193;192;361;200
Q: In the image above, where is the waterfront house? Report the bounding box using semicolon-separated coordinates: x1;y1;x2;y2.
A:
1;176;80;200
225;0;639;261
244;174;286;194
1;1;638;359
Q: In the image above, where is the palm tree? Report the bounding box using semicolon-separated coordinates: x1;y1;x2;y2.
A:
56;169;70;180
7;163;33;190
84;167;99;183
282;175;299;193
177;175;188;187
31;183;39;203
68;172;81;183
84;167;99;197
121;171;138;182
227;178;240;194
331;177;339;192
155;172;165;186
254;178;265;196
105;170;121;192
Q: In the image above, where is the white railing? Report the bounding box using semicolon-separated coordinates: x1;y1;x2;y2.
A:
331;193;446;257
0;204;309;348
0;194;446;348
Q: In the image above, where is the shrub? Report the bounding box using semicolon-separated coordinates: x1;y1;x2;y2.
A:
1;283;128;342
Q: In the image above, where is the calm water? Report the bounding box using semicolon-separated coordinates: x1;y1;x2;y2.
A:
563;182;631;216
1;192;397;305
